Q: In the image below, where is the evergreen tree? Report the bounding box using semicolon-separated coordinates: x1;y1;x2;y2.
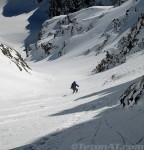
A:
49;0;95;17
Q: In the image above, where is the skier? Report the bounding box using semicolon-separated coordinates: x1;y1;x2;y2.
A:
70;81;79;93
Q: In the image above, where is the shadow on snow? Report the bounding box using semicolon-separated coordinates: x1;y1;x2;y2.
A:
11;76;144;150
2;0;49;47
50;77;139;116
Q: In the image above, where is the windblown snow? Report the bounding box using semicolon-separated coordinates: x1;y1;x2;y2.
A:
1;0;144;150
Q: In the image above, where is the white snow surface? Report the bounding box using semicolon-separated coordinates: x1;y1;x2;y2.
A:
0;0;48;58
0;0;31;57
1;0;144;150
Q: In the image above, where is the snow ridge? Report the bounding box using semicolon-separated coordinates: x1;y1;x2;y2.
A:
0;43;31;72
1;0;144;150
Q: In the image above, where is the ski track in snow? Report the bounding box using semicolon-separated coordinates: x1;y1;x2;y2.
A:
1;0;144;150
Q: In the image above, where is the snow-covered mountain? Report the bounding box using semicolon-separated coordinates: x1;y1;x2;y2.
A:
27;0;144;110
28;0;144;73
0;0;124;58
36;0;127;18
0;0;48;57
1;0;144;150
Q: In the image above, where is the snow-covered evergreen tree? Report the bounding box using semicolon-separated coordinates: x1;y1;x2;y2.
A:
34;0;129;18
49;0;95;17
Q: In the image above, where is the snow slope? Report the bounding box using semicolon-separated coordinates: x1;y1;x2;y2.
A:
1;0;144;150
0;44;55;149
0;0;48;57
1;50;144;150
29;0;142;65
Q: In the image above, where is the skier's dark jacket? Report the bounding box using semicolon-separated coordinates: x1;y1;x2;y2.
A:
71;81;79;89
